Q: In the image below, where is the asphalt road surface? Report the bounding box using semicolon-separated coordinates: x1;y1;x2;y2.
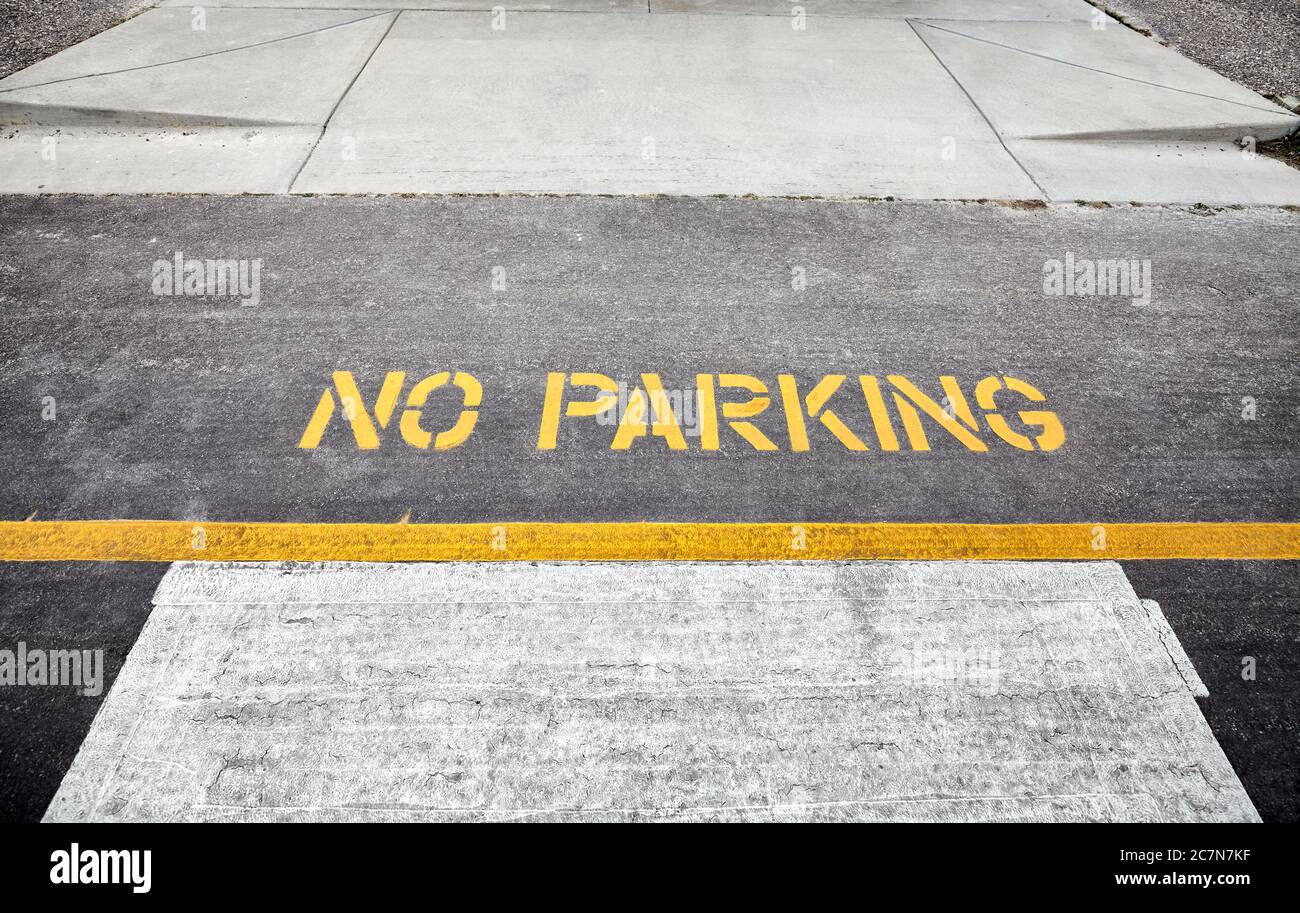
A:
1;195;1298;525
0;194;1297;821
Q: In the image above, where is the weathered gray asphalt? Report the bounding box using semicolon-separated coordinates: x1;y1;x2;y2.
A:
0;194;1297;821
1;195;1298;525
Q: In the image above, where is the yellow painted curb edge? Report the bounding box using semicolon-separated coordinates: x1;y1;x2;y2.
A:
1;521;1298;562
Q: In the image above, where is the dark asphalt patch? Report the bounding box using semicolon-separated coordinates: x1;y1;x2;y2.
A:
0;561;164;822
1122;560;1300;823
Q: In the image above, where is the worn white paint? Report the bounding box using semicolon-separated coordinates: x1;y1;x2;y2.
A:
46;560;1258;822
1141;598;1208;698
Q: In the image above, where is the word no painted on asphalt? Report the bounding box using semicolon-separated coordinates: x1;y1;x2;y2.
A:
298;372;1064;454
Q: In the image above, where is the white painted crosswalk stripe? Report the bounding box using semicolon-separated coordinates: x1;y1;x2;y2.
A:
46;560;1257;822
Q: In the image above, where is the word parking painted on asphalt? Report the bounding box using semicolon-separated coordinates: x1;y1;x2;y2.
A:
299;371;1065;454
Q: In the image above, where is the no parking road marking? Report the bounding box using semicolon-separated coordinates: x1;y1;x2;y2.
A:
298;370;1066;453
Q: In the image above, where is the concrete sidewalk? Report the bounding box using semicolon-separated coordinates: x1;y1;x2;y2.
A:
0;2;1296;201
44;560;1257;822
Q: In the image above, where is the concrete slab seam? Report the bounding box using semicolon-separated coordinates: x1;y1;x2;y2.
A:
906;18;1049;199
0;8;399;96
288;10;403;191
914;19;1295;119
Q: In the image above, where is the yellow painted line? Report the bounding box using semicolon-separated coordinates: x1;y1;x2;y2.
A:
1;521;1298;562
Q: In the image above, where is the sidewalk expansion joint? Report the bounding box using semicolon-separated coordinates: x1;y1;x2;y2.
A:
914;20;1296;118
906;18;1049;200
0;8;398;97
288;10;401;193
